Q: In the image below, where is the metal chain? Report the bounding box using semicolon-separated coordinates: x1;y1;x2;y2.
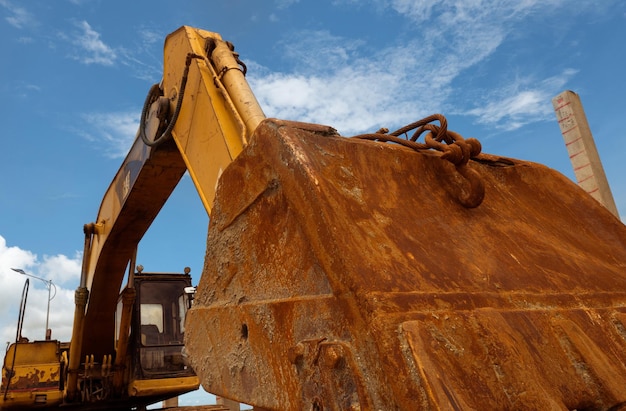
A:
352;114;485;208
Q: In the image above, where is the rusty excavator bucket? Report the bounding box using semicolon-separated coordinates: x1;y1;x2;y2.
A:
185;117;626;410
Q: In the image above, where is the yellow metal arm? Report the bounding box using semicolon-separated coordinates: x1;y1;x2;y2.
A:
162;26;265;212
71;26;265;370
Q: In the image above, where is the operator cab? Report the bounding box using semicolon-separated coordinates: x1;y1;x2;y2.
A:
115;270;196;380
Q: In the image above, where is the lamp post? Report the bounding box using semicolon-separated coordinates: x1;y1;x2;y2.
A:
10;268;57;340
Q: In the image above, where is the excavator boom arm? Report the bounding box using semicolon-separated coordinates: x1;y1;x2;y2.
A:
74;25;265;366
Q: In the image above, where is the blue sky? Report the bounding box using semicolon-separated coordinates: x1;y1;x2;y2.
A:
0;0;625;407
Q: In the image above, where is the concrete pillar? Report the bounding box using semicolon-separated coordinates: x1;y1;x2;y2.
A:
552;90;619;218
162;397;178;407
216;396;240;411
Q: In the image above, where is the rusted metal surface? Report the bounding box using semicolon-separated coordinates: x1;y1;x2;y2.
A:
353;113;484;208
185;118;626;410
1;340;63;409
1;341;61;392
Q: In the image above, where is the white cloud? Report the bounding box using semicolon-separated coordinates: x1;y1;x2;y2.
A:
139;28;162;47
79;111;139;158
249;30;437;135
57;22;162;83
246;0;600;135
247;22;497;135
39;252;81;285
250;66;415;135
67;20;117;66
14;81;41;99
0;235;79;349
278;30;365;74
0;0;36;29
387;0;440;21
0;236;37;285
464;69;578;130
468;90;546;131
275;0;300;9
386;0;565;23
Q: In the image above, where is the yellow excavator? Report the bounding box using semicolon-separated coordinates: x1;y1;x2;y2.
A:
2;25;626;411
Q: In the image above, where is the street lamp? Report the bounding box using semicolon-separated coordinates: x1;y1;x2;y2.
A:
10;268;57;340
